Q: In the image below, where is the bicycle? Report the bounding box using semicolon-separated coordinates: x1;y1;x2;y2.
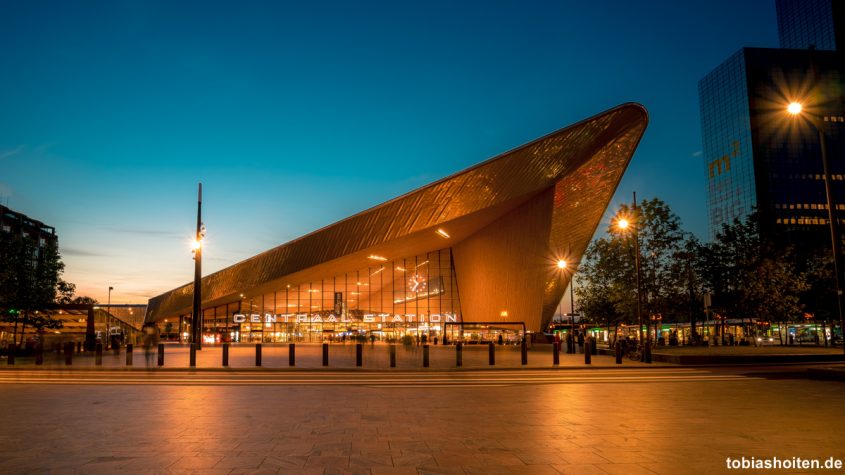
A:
625;345;642;361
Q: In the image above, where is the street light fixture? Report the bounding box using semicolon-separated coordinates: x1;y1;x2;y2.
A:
107;286;113;346
615;192;650;363
192;183;205;350
558;249;580;349
787;101;845;354
556;258;572;353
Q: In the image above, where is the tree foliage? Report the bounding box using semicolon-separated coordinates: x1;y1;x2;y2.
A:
577;202;818;339
697;213;807;324
0;232;67;343
576;198;697;326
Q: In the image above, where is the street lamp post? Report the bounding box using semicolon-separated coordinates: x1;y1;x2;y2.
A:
192;183;204;350
557;259;569;352
557;259;566;319
617;191;650;363
788;102;845;354
107;286;113;346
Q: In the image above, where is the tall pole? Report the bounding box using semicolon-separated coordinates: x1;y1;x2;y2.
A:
569;243;575;317
558;272;564;321
193;183;203;350
107;286;113;342
633;192;649;362
816;120;845;354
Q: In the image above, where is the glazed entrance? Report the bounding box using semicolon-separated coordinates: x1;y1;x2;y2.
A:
171;248;462;343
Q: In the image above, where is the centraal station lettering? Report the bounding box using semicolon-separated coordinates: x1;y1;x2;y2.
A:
233;313;458;324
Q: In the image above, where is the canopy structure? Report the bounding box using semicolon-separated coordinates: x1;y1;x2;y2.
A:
146;103;648;337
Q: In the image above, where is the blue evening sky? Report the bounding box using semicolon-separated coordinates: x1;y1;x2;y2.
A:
0;0;778;303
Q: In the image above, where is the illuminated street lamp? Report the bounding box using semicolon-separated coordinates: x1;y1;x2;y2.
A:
107;286;113;345
557;259;568;322
615;192;650;363
192;183;205;350
788;102;845;354
556;258;572;352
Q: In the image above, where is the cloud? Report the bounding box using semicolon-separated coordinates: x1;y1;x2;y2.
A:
61;247;108;257
0;146;24;161
692;150;703;157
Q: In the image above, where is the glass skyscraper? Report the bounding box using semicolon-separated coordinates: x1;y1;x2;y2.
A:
700;1;845;247
776;0;845;51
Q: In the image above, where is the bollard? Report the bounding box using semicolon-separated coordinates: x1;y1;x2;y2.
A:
189;343;197;367
645;344;652;364
6;344;14;365
223;343;229;367
126;344;133;366
65;342;73;365
592;337;598;355
95;343;103;366
584;340;591;365
389;344;396;368
356;343;363;367
553;341;560;365
288;343;295;367
322;342;329;367
615;342;622;364
157;343;164;367
256;343;262;367
488;342;495;366
35;343;43;365
423;344;430;368
456;342;463;367
113;341;120;356
521;339;528;365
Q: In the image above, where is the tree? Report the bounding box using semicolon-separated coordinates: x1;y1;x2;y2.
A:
577;198;697;341
0;232;66;345
576;237;630;343
698;213;807;343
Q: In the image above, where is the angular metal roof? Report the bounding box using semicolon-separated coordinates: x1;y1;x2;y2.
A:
146;103;648;324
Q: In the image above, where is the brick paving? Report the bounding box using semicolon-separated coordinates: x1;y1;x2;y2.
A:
0;369;843;473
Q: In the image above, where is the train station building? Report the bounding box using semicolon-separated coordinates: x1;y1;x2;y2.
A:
144;104;648;343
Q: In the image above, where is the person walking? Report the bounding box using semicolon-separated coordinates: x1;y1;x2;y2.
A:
143;324;156;368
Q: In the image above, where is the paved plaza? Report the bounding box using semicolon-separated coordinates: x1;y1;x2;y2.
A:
0;366;843;474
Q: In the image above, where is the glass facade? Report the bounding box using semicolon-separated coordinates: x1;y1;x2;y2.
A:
747;49;845;238
172;248;461;343
699;49;757;240
700;46;845;244
776;0;839;51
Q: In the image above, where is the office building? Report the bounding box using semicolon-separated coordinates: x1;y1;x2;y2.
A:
700;1;845;245
776;0;845;51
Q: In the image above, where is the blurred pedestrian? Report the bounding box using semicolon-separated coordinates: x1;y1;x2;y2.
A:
143;324;156;368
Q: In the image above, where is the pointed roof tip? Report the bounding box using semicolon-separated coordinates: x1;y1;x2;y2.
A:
592;102;649;125
616;102;649;122
615;101;648;111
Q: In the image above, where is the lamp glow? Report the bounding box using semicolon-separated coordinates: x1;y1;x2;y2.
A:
787;102;803;115
617;218;630;230
557;260;567;269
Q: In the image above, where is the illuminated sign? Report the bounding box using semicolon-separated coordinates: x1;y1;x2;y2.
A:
708;140;739;179
232;313;457;324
